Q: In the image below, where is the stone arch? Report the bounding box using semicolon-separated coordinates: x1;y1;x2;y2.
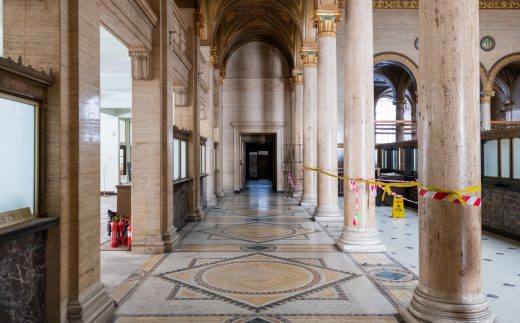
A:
373;52;418;84
487;53;520;91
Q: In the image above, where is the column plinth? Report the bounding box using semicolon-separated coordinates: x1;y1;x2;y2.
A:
313;12;342;222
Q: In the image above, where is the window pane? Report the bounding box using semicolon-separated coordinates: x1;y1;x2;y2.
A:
0;98;36;214
500;139;510;178
483;140;498;177
119;120;126;143
513;138;520;179
413;148;418;172
181;140;187;178
173;139;179;180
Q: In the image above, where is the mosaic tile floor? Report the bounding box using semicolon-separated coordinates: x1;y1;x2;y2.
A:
113;182;415;322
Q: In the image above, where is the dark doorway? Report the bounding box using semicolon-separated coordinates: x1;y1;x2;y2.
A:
246;142;273;181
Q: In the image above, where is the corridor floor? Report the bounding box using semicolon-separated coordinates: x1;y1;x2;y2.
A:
113;182;417;322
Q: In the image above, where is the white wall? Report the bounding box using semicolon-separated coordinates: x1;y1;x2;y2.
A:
100;113;119;192
223;41;292;192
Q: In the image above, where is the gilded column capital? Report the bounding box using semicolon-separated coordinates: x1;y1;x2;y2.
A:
301;48;319;67
481;90;495;104
292;70;304;85
314;11;341;37
129;48;151;80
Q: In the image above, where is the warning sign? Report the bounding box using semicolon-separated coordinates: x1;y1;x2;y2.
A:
392;198;405;218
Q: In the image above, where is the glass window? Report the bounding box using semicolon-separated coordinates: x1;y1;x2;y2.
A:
513;138;520;179
500;139;510;178
392;149;399;170
119;120;126;143
0;96;37;214
412;148;418;172
173;139;180;180
200;144;206;174
181;140;187;178
483;140;498;177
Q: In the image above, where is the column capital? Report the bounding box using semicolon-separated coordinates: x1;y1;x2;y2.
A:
301;48;319;67
314;11;342;37
129;48;151;80
481;90;495;103
292;70;304;85
219;70;226;84
209;47;218;66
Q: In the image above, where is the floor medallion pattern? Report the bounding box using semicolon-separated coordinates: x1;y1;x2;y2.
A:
159;253;360;311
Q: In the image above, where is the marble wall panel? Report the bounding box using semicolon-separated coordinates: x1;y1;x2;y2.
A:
174;180;193;231
0;232;46;323
482;187;520;239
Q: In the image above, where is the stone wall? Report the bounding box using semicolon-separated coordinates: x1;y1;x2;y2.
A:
482;181;520;240
222;42;292;193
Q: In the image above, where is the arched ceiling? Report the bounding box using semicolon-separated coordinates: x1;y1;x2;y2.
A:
205;0;312;71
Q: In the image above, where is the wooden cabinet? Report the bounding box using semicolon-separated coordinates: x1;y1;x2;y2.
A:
116;184;131;218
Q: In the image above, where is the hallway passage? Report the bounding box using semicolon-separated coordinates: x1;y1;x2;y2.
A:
113;186;418;322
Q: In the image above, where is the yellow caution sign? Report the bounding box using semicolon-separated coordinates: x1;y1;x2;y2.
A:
392;197;406;218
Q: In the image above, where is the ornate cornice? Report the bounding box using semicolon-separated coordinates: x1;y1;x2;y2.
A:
0;56;53;85
135;0;158;26
372;1;520;9
314;11;341;37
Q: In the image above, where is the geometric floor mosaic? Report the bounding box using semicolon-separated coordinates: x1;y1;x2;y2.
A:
114;181;417;322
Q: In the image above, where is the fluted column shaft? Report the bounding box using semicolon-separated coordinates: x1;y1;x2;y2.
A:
336;0;384;253
314;12;342;221
403;1;494;322
301;50;318;207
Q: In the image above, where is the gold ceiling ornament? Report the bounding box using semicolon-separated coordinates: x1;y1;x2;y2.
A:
219;69;226;83
194;3;208;41
301;48;319;67
372;0;520;9
314;11;342;37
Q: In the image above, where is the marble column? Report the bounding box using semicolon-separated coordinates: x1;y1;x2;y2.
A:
401;1;494;322
300;49;319;207
205;63;217;207
395;100;406;142
336;0;385;253
313;11;342;221
217;74;225;197
480;91;493;131
292;70;304;198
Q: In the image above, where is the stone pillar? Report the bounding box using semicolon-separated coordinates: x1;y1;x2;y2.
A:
292;70;304;198
480;91;493;131
336;0;384;253
395;99;406;142
216;74;225;197
130;0;179;253
300;49;319;207
313;11;342;221
204;53;217;206
191;32;204;220
401;1;494;322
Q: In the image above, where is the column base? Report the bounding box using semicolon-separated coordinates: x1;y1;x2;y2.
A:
207;194;218;207
292;190;303;199
130;238;169;254
67;283;114;323
162;228;181;252
336;229;386;253
313;205;343;222
401;288;494;323
300;194;317;207
191;207;205;222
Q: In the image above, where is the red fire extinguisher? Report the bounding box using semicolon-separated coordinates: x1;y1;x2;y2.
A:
110;220;119;248
119;220;125;245
127;219;132;250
